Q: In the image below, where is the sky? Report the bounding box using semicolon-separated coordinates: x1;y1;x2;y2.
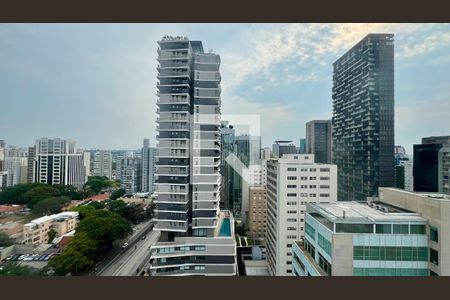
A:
1;23;450;155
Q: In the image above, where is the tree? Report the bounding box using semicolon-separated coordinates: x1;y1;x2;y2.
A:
48;231;98;275
70;205;95;220
121;204;148;222
88;201;106;210
24;186;60;208
108;199;127;215
0;231;14;247
0;263;36;276
84;176;112;194
110;188;126;200
0;183;47;204
31;196;71;216
47;229;57;244
76;210;132;251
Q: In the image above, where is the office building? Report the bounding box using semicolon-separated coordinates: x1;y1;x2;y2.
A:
220;121;237;211
292;201;428;276
149;36;237;276
266;154;337;275
92;150;112;179
261;147;272;160
332;33;395;201
298;138;306;154
4;157;28;186
306;120;332;164
118;156;142;195
27;146;36;183
33;138;87;190
394;145;413;192
83;151;91;182
23;211;79;246
414;136;450;194
0;171;7;191
141;138;157;193
272;141;297;158
379;187;450;275
248;186;267;240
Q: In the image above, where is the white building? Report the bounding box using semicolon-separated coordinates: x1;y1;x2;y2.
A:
265;154;337;276
92;150;112;179
4;157;28;186
23;211;79;246
33;138;87;190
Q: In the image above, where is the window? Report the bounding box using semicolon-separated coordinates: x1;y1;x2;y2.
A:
319;194;330;197
309;177;316;180
309;168;316;172
287;168;297;171
430;249;439;266
319;177;330;180
410;224;426;234
320;185;330;189
430;226;438;242
320;168;330;172
353;246;428;261
309;185;317;188
287;176;297;180
376;224;391;234
305;223;315;240
318;233;332;257
393;224;409;234
287;185;297;188
287;218;297;222
287;201;297;205
336;223;373;233
287;193;297;197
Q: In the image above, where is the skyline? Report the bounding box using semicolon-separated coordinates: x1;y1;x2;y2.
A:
2;24;450;153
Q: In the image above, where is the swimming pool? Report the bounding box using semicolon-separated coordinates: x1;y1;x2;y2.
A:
219;217;231;237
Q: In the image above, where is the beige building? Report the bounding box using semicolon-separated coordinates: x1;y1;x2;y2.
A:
379;187;450;276
23;211;79;245
248;186;267;240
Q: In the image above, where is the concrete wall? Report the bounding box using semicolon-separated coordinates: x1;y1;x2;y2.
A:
331;234;353;275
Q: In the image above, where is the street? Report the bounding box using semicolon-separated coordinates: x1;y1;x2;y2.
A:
96;226;160;276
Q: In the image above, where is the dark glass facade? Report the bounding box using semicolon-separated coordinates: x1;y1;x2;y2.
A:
332;34;395;201
306;120;332;163
414;143;442;192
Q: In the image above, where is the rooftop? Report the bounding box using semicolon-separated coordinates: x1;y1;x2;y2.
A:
24;211;78;227
308;201;426;224
380;187;450;201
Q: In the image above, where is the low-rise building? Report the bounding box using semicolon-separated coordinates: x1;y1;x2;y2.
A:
23;211;79;246
292;200;429;276
379;187;450;275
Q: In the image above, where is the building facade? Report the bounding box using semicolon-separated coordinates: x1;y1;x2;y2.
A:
92;150;113;179
266;154;337;276
32;138;87;190
220;121;237;211
150;36;236;276
141;138;157;193
379;187;450;276
394;145;414;192
272;141;297;158
119;156;142;195
332;33;395;201
306;120;332;164
292;201;429;276
23;211;79;246
248;186;267;240
414;136;450;194
299;139;306;154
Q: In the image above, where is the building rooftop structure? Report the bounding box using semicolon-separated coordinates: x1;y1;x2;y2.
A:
380;187;450;201
307;201;426;224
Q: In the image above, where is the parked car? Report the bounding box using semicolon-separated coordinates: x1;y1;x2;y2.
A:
141;235;146;240
121;242;129;249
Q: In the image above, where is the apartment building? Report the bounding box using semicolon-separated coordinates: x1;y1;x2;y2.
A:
150;36;236;276
266;154;337;276
119;156;142;195
92;150;112;179
248;186;267;240
23;211;79;246
292;201;429;276
332;33;395;201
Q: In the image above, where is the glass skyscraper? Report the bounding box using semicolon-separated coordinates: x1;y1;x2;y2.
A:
332;33;395;201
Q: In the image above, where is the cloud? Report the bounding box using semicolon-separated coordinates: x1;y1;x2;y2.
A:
219;23;450;92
